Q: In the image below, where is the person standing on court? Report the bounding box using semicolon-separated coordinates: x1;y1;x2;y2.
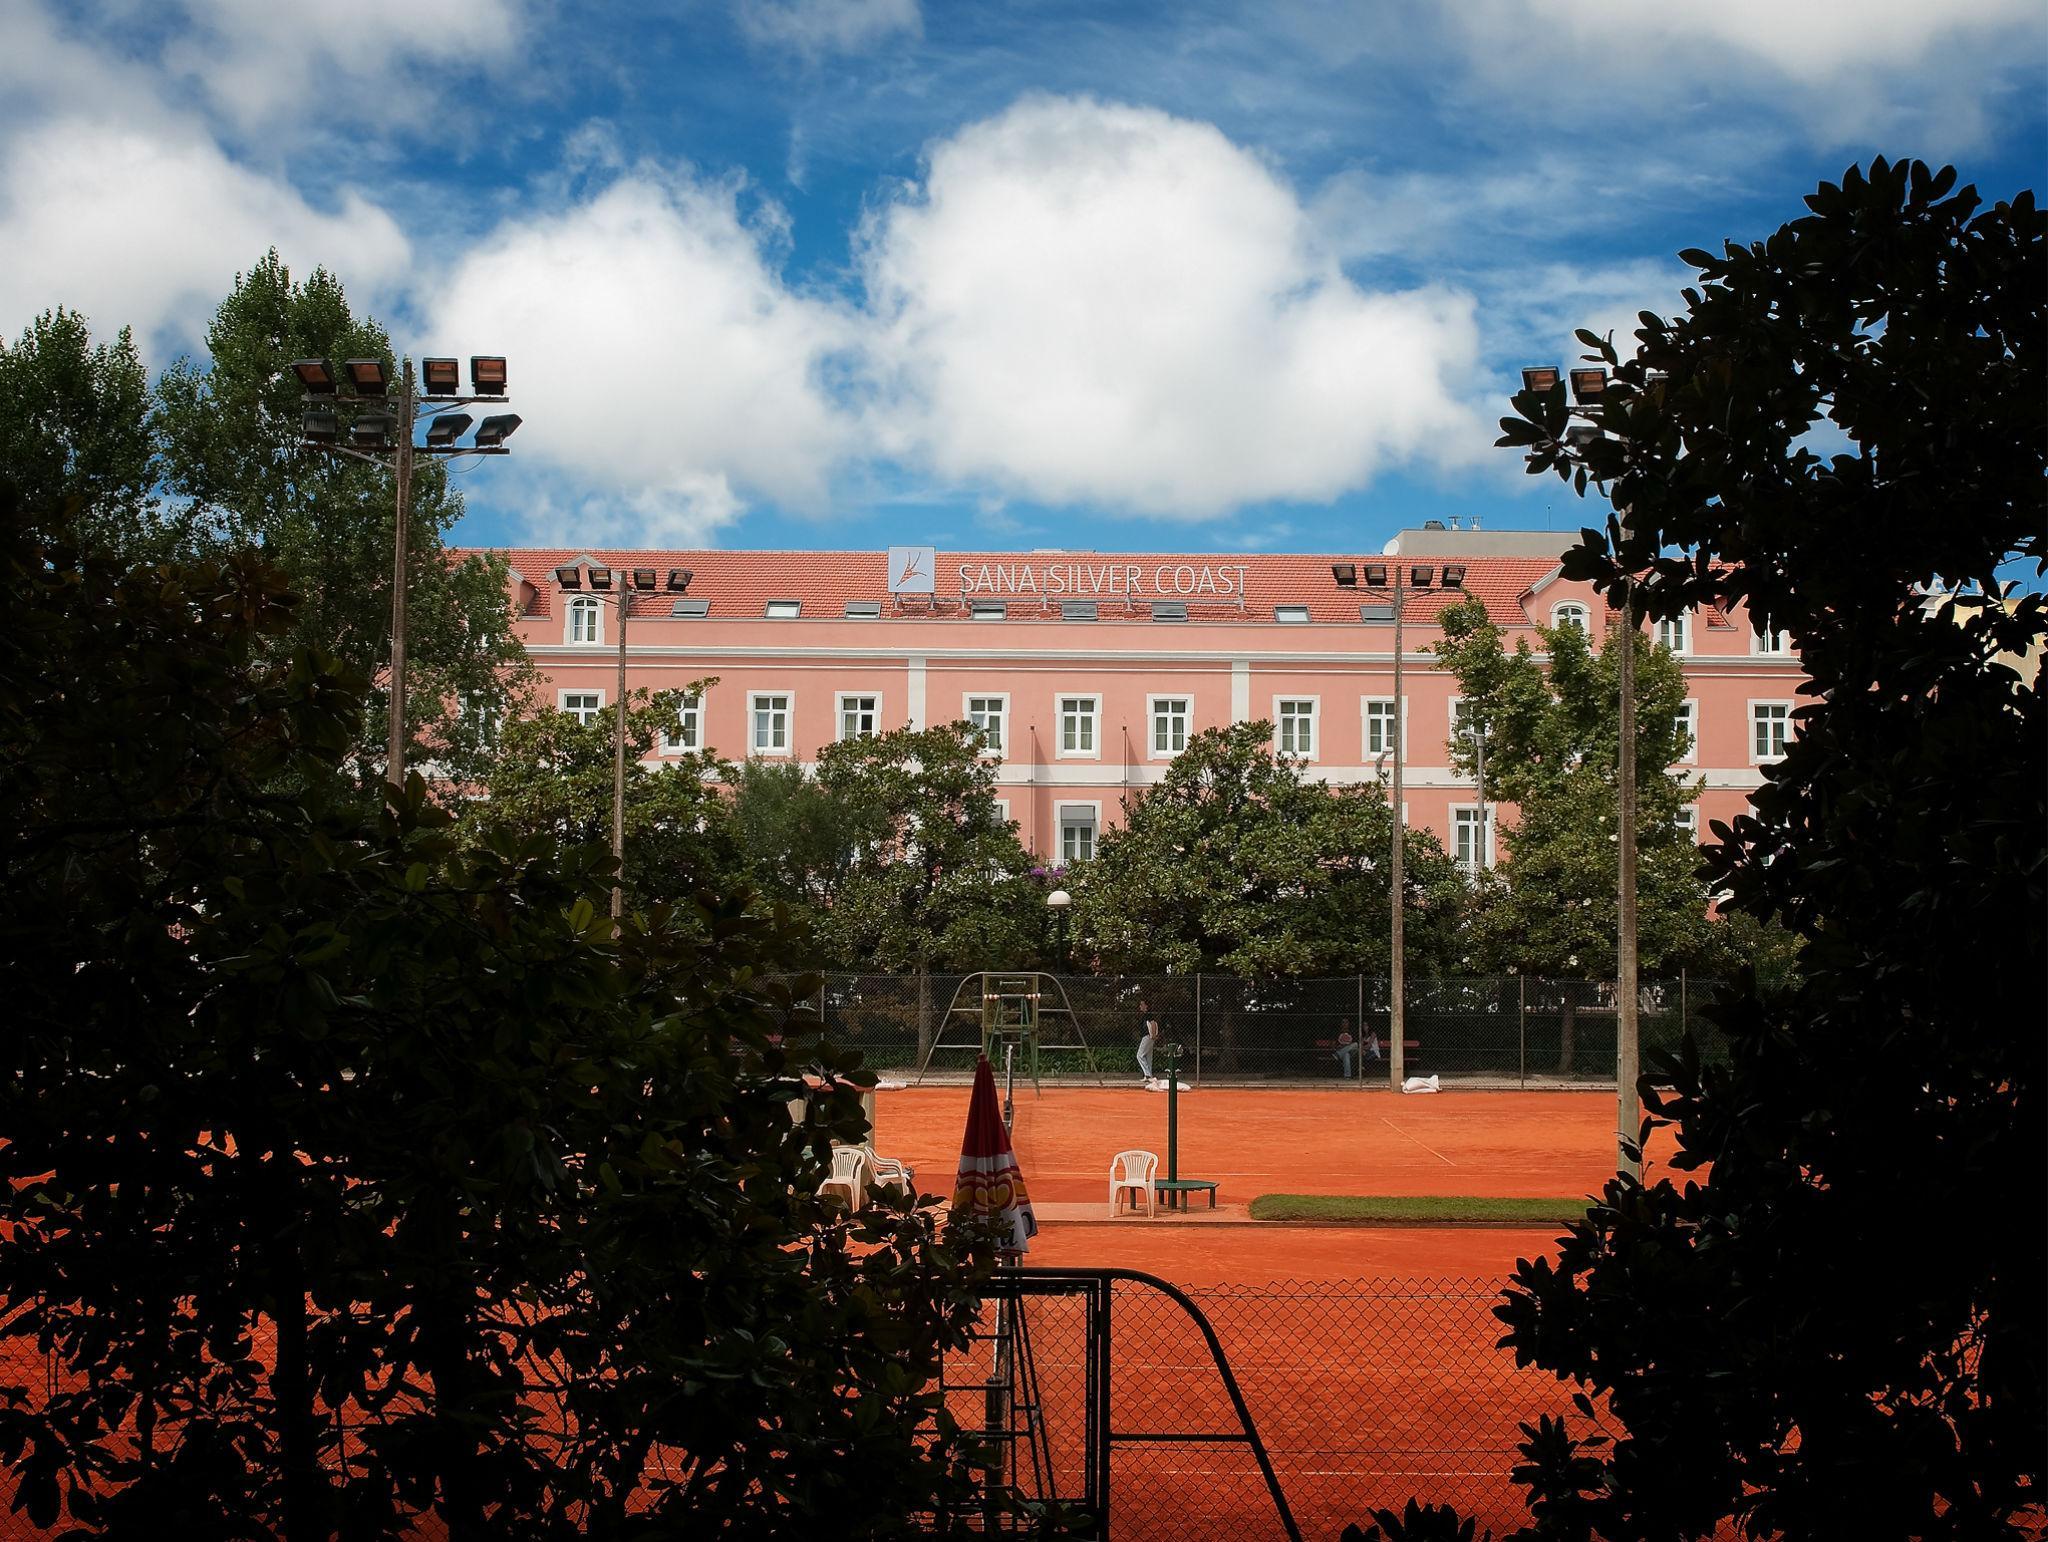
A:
1136;998;1160;1086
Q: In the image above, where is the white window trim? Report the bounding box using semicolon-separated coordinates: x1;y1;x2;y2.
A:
558;687;605;726
1447;694;1485;774
836;691;884;743
1674;699;1698;765
1057;800;1102;863
1748;699;1795;764
1450;803;1497;871
1654;612;1692;656
750;691;795;757
564;595;604;647
963;692;1010;757
1055;693;1102;760
1674;805;1700;843
1360;697;1408;762
1273;695;1320;760
1551;600;1590;632
1147;694;1193;760
660;690;704;755
1750;622;1791;656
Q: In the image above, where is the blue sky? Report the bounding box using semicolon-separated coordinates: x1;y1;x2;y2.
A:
2;0;2042;557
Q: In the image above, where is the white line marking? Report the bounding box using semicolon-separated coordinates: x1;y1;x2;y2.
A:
1378;1117;1457;1166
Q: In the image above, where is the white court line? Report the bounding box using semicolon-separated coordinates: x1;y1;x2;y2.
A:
1378;1116;1457;1166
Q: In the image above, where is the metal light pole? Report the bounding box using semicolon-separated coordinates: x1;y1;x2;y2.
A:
612;582;630;925
1517;362;1641;1178
294;353;519;792
1390;564;1407;1091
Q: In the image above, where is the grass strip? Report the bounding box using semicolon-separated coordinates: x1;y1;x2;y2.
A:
1247;1193;1591;1224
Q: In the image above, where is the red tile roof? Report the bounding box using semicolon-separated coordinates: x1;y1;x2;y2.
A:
469;548;1571;628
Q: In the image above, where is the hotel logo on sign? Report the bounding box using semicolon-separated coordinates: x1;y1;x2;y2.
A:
886;546;936;594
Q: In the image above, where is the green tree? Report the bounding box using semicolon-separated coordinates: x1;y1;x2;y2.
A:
1074;721;1466;977
727;755;889;936
462;681;744;916
1429;594;1733;978
805;722;1044;972
1424;159;2044;1540
155;250;527;793
0;492;996;1538
0;308;170;552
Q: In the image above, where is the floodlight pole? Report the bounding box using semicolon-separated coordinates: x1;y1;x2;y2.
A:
1615;581;1642;1180
1389;566;1407;1091
386;360;415;791
612;581;630;927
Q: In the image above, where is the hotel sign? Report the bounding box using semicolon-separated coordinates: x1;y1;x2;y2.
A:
955;559;1250;598
886;546;936;594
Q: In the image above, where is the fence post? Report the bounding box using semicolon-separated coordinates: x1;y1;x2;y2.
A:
1194;973;1203;1087
1356;974;1365;1086
1518;973;1527;1089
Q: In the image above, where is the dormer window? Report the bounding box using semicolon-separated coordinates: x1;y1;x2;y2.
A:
1552;601;1589;632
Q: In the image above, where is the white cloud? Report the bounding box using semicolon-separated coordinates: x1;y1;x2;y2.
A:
0;117;410;356
161;0;529;136
1453;0;2044;146
859;96;1490;517
510;470;747;552
424;171;861;525
734;0;921;61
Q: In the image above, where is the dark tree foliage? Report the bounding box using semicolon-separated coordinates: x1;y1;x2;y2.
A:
0;493;995;1538
1441;160;2044;1540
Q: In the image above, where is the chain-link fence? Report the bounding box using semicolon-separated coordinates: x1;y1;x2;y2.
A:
795;972;1733;1087
934;1270;1609;1541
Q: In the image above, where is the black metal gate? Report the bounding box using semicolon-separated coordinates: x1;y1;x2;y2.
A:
937;1267;1302;1541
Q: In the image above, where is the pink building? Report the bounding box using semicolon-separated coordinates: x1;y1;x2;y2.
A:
492;526;1805;865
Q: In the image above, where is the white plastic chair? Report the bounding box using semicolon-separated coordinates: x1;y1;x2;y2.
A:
866;1150;915;1191
819;1146;870;1206
1109;1149;1159;1218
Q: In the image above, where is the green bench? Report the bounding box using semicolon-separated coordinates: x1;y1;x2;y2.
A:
1152;1178;1219;1211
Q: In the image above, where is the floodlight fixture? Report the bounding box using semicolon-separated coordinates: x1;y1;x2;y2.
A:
302;409;339;444
587;568;613;590
421;357;461;397
292;359;337;395
470;356;508;395
1331;562;1357;586
631;568;657;591
555;565;583;589
1409;565;1434;588
424;412;473;448
1363;563;1388;587
344;358;389;395
666;568;693;592
350;412;394;449
1521;365;1560;394
1569;367;1608;404
1564;423;1604;448
1442;564;1467;588
473;413;522;447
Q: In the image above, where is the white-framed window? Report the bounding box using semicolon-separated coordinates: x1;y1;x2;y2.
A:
1449;697;1486;755
1674;805;1699;843
1362;698;1401;758
992;797;1011;830
1058;695;1099;758
1654;613;1691;655
965;695;1007;755
751;693;793;755
1452;806;1495;872
1673;700;1697;764
1149;696;1191;758
838;693;880;741
1750;701;1793;762
566;595;603;645
1751;621;1791;655
559;688;604;726
1275;698;1318;758
1551;601;1590;632
660;691;703;754
1059;802;1099;863
463;691;499;745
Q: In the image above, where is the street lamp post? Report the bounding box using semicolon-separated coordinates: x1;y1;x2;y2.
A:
1518;361;1641;1179
1046;888;1072;973
295;353;519;792
1360;563;1409;1090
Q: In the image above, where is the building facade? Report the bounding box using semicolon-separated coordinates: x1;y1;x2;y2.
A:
493;527;1806;866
